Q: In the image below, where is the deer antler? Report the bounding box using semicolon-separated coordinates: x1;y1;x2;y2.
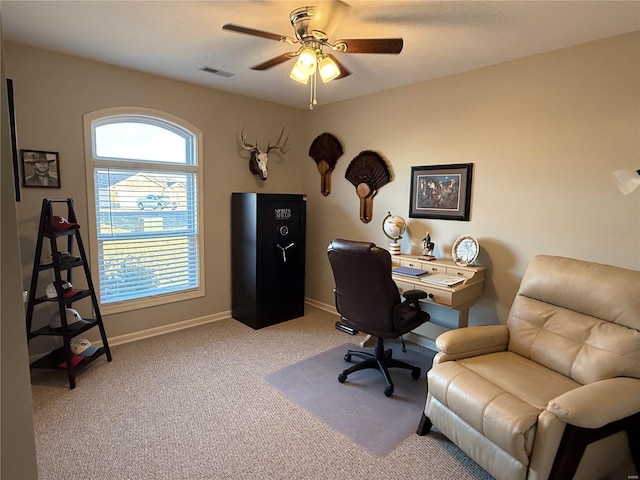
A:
240;127;258;151
266;127;289;155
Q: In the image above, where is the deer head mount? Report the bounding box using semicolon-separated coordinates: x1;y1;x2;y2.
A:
240;127;289;181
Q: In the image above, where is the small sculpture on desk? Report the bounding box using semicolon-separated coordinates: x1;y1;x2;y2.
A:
419;232;436;261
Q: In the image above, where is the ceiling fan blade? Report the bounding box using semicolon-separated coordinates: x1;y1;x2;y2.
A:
326;53;351;80
250;53;295;71
335;38;403;54
222;24;291;43
310;0;352;38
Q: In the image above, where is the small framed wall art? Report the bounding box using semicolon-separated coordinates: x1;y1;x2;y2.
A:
21;149;61;188
409;163;473;221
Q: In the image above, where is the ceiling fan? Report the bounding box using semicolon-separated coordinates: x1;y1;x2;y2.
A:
222;1;403;109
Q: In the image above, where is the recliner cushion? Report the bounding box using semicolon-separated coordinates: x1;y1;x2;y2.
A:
428;351;580;465
508;296;640;384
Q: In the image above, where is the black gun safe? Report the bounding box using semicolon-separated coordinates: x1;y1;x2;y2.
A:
231;193;307;329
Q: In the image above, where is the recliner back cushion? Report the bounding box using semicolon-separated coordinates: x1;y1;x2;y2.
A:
507;255;640;384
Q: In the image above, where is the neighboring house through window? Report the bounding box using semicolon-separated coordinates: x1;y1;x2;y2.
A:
83;107;204;314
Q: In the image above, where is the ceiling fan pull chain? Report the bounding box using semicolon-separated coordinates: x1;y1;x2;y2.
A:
309;70;318;110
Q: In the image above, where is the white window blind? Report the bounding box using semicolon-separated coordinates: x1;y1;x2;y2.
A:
84;108;204;311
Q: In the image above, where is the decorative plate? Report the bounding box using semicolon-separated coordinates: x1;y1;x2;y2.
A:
452;235;479;266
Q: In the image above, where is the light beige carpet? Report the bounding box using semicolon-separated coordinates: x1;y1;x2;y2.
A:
30;305;492;480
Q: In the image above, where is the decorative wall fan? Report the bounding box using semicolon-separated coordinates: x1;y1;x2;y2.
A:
222;0;403;109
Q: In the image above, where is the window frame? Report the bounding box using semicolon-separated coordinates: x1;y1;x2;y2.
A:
83;106;205;314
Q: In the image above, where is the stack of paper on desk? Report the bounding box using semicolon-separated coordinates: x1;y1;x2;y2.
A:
420;273;465;287
392;266;428;278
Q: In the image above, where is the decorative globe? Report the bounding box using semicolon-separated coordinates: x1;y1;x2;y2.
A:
382;212;407;242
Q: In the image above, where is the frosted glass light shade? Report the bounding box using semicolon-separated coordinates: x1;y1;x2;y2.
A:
612;169;640;195
289;64;310;84
318;56;340;82
296;48;317;75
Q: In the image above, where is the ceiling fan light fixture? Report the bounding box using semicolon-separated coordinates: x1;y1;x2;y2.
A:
289;63;310;84
318;55;340;83
222;3;403;109
296;47;317;74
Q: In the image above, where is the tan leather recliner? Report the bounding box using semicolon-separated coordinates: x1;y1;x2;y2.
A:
417;255;640;480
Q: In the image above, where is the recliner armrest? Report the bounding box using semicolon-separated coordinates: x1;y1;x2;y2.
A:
547;377;640;428
433;325;509;363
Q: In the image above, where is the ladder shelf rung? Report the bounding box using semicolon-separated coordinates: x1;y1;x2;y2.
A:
30;317;99;338
30;346;106;370
33;290;93;305
37;259;84;272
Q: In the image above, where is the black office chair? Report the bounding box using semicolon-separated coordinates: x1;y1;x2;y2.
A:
327;238;430;397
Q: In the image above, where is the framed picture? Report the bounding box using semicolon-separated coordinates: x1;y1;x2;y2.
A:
409;163;473;221
21;149;61;188
6;79;21;201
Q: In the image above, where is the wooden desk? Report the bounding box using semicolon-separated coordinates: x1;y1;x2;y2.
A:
391;255;486;329
356;255;485;349
357;256;485;350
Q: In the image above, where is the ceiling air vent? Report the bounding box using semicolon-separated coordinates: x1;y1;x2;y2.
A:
199;66;234;78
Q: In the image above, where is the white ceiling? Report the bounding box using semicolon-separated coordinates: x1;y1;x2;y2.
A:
2;1;639;110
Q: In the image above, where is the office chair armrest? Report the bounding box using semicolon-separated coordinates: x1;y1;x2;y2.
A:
547;377;640;428
401;289;428;313
402;289;428;306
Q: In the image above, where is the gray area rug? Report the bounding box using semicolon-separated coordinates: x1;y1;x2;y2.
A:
265;342;434;457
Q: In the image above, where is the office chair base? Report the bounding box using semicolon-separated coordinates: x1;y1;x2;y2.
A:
338;338;421;397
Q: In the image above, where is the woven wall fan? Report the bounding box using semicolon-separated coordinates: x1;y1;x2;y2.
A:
345;150;392;223
309;132;343;196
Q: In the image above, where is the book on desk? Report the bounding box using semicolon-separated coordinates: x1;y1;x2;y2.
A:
420;273;465;287
392;266;429;278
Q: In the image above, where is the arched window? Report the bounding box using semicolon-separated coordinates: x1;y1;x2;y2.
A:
83;107;204;313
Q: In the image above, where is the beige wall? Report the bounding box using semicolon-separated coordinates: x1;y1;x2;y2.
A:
2;28;638;480
4;31;639;341
1;32;38;480
5;41;306;345
303;31;640;327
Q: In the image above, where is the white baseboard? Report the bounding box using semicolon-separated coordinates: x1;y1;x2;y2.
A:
33;299;336;361
98;299;336;348
30;299;434;363
304;297;337;315
94;310;231;348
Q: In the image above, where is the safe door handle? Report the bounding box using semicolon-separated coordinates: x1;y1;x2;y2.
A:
276;242;295;263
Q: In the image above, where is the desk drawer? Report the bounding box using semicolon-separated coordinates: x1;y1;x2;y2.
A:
445;267;475;279
424;264;445;274
396;280;452;305
399;259;444;274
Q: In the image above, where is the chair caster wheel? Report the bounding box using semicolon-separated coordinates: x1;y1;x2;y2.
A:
411;368;421;380
338;372;347;383
384;385;394;397
344;353;351;362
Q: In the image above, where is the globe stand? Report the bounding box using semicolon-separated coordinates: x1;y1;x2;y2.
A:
389;241;401;255
382;212;406;257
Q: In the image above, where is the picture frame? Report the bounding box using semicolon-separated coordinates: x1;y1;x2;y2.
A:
21;149;61;188
409;163;473;221
6;79;21;201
